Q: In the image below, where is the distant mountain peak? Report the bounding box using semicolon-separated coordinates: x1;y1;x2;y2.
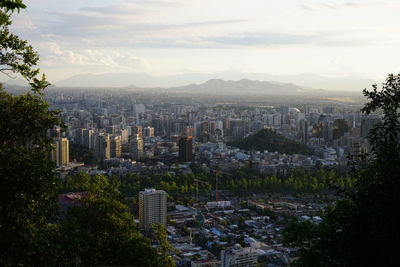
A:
169;78;309;95
54;71;374;92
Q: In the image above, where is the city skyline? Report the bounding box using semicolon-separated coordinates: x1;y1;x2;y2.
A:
2;1;399;266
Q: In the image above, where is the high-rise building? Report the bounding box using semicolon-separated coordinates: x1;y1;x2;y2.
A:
232;127;245;141
139;188;167;231
49;127;61;138
110;114;121;126
194;122;202;138
223;118;231;135
83;129;94;149
94;133;110;161
179;136;193;162
143;126;155;137
172;120;186;133
221;244;257;267
109;135;122;158
186;111;197;124
300;119;309;145
132;125;143;138
106;125;116;134
116;129;129;144
130;134;144;159
360;117;380;139
50;137;69;167
183;126;194;137
75;128;84;145
280;106;290;115
323;121;333;144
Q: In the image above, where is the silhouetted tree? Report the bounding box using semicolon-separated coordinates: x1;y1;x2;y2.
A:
60;174;161;266
284;74;400;266
0;1;64;266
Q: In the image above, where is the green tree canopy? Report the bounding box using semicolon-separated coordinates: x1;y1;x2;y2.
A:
0;2;164;266
0;0;48;92
228;128;312;155
284;74;400;266
60;174;162;266
0;1;64;265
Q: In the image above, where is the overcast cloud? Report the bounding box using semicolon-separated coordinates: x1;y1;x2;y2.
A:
7;0;400;82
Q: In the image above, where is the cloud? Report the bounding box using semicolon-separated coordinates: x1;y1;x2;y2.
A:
39;42;148;71
80;0;184;14
88;29;370;49
11;16;37;31
301;1;364;11
204;33;313;47
197;30;372;48
130;0;185;7
80;4;150;16
41;9;245;39
300;4;315;11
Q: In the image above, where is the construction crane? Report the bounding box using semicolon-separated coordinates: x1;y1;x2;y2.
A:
194;178;210;202
211;170;231;202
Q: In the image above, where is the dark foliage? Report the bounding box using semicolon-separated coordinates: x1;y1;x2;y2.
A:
60;174;163;266
0;90;64;266
284;74;400;266
0;1;64;265
228;128;312;155
0;2;167;265
70;143;94;165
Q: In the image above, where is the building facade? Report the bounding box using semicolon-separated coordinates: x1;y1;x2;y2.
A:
50;137;69;167
221;244;257;267
179;136;193;162
110;134;122;158
94;133;110;161
139;188;167;231
130;134;144;159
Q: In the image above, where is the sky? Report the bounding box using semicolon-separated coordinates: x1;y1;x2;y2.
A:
9;0;400;83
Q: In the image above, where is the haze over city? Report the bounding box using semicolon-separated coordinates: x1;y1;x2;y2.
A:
2;1;400;266
7;0;400;89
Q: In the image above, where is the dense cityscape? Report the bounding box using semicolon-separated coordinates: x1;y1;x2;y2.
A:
2;1;400;266
47;87;378;266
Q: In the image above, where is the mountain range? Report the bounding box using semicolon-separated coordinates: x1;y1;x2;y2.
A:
52;71;376;92
166;78;310;95
1;72;375;98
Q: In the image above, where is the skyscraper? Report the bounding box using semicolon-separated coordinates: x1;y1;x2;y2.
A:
94;133;110;161
130;134;144;159
143;126;155;137
116;129;129;144
75;128;84;145
132;125;143;138
183;126;194;137
179;136;193;162
109;135;122;158
300;119;309;145
83;128;94;149
50;137;69;167
139;188;167;231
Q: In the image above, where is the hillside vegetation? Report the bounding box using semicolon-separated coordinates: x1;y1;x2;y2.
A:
228;128;312;155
